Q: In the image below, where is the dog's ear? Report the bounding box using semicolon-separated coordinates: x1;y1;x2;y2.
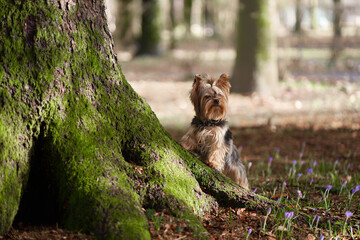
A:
192;74;202;87
190;74;206;115
215;73;231;95
190;74;202;106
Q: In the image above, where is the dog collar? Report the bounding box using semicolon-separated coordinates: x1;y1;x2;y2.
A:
191;116;226;128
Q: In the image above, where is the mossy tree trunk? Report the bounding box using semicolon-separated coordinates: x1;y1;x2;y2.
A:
136;0;163;55
0;0;277;239
232;0;278;95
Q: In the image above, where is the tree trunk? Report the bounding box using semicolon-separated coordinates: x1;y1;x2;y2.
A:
113;0;135;51
136;0;163;55
169;0;177;49
183;0;193;37
293;0;304;34
0;0;277;238
328;0;343;68
309;0;318;30
232;0;278;95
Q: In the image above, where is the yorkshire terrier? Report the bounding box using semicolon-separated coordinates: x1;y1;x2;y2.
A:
181;73;249;190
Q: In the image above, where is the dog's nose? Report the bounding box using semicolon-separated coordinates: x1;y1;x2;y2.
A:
214;99;220;105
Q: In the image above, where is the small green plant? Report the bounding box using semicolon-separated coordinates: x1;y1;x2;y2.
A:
343;211;353;235
262;207;271;234
153;213;164;232
146;209;164;232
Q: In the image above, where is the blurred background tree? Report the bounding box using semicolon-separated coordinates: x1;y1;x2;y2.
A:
329;0;343;68
231;0;278;95
136;0;163;55
105;0;360;96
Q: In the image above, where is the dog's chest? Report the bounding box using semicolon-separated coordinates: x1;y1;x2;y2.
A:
195;126;228;149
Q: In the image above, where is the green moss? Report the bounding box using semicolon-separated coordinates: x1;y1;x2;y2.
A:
0;108;32;234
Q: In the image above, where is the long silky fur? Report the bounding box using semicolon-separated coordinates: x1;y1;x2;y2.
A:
181;74;249;190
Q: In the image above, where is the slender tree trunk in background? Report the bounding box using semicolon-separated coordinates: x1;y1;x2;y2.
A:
328;0;343;68
309;0;318;30
294;0;304;34
113;0;134;51
184;0;193;37
203;0;216;37
169;0;177;49
232;0;278;95
0;0;277;238
136;0;162;55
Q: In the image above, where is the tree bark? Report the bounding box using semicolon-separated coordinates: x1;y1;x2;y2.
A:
232;0;278;95
0;0;277;239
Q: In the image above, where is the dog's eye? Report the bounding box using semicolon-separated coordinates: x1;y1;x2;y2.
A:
205;95;211;99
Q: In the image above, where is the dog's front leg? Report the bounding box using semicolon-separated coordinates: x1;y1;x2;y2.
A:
206;147;227;172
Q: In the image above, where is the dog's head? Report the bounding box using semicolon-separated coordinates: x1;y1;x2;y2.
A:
190;73;231;121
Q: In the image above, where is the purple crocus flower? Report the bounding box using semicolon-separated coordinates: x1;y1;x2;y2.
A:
299;153;303;158
297;190;302;198
283;181;286;187
351;188;356;194
310;177;314;184
326;185;332;191
320;235;324;240
285;211;294;219
247;228;252;235
269;157;273;163
297;173;302;178
356;185;360;191
342;180;347;185
307;168;313;174
276;147;280;153
313;160;318;166
292;160;297;165
267;207;272;215
345;211;353;218
253;188;257;193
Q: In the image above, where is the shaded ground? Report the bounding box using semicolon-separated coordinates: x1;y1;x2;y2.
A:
3;126;359;239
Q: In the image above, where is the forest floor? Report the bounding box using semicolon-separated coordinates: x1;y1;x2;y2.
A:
2;38;360;239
